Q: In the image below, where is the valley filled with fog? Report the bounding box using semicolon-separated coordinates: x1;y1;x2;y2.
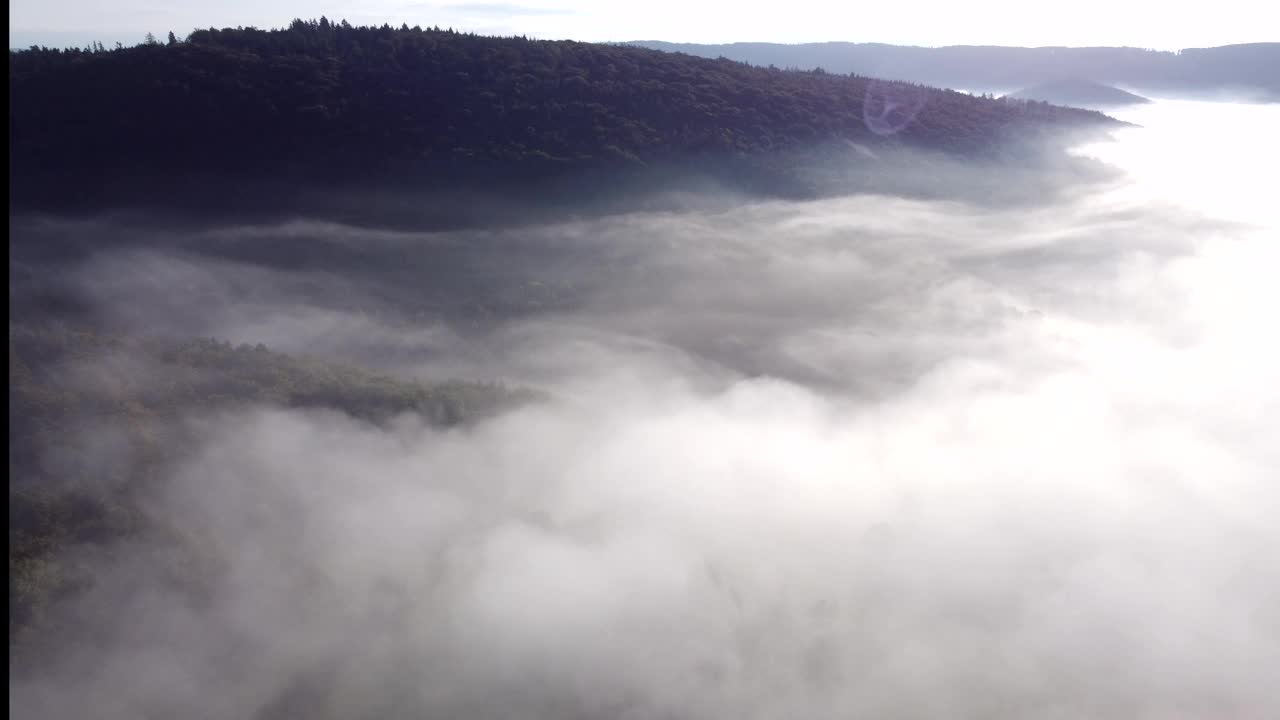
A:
10;99;1279;718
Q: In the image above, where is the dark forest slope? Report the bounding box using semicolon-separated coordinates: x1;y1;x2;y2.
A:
9;20;1119;212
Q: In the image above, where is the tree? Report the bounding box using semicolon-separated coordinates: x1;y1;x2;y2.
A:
145;32;157;45
167;31;178;46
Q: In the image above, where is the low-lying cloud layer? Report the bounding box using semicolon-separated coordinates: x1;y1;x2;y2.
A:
10;100;1280;718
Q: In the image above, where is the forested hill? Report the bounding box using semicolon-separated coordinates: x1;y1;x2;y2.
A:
9;20;1118;209
1007;79;1151;109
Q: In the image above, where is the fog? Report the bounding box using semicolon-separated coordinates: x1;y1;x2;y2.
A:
11;100;1280;718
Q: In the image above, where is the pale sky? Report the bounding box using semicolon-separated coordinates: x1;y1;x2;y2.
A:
9;0;1280;50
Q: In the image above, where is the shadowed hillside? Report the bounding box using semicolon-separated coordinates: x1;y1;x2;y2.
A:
9;20;1120;216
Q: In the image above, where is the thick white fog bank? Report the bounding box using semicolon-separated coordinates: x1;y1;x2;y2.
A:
1076;99;1280;227
14;101;1280;718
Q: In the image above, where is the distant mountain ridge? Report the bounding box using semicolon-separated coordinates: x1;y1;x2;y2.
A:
627;41;1280;101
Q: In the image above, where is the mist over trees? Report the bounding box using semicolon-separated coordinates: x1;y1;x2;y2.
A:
11;11;1279;719
9;323;538;649
5;21;1131;659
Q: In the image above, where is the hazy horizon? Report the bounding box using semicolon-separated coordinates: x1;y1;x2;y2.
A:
9;0;1280;50
12;28;1279;51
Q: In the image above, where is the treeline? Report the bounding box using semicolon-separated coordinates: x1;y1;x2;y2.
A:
9;19;1117;206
